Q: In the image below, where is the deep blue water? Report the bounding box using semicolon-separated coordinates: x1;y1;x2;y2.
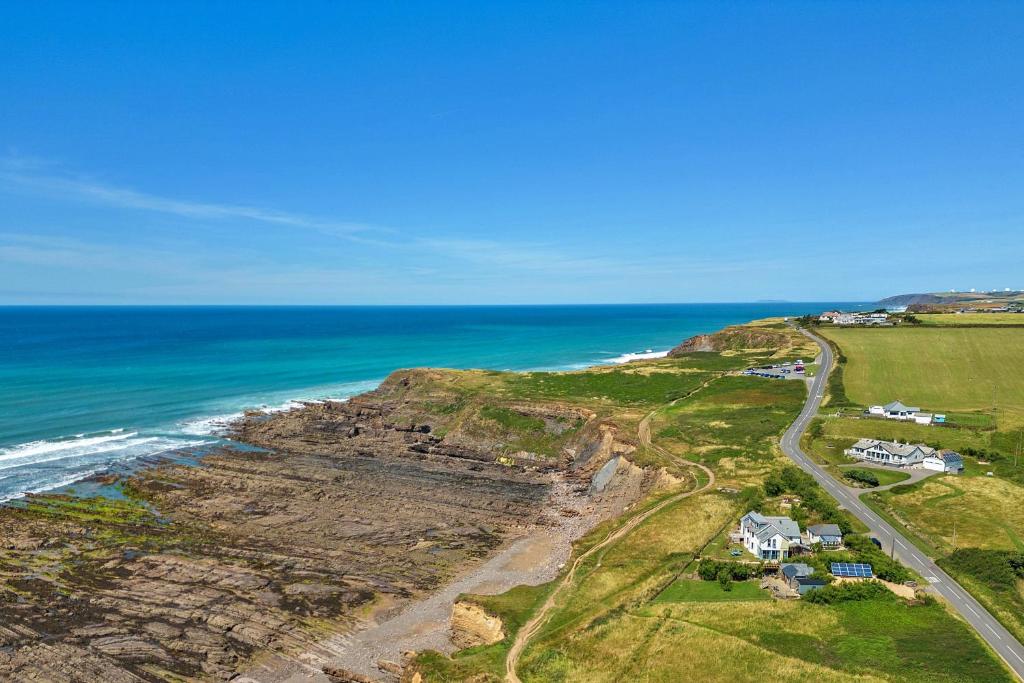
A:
0;303;861;500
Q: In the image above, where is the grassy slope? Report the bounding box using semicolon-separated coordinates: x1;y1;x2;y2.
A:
413;323;1011;683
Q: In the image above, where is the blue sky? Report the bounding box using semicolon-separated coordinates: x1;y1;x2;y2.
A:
2;1;1022;304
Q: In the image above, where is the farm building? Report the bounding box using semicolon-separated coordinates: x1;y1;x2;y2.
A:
845;439;937;468
740;511;802;561
922;451;964;474
805;523;843;548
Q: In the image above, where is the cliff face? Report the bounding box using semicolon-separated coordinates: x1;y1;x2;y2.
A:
668;325;789;357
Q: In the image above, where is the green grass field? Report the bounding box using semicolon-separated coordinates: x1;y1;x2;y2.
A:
918;313;1024;326
654;578;768;603
819;326;1024;429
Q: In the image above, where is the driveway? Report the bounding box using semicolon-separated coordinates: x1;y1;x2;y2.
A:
836;462;939;492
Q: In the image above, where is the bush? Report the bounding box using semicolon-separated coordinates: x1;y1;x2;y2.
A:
763;465;853;534
843;535;911;583
698;559;761;582
844;469;880;487
804;580;894;604
941;548;1024;592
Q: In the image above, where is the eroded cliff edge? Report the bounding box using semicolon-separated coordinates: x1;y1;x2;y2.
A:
0;366;667;682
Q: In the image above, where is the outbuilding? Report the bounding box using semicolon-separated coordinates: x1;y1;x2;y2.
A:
806;523;843;548
922;451;964;474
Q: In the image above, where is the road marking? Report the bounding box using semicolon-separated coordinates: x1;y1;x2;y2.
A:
895;539;907;549
987;624;1003;639
1012;650;1024;664
966;604;980;617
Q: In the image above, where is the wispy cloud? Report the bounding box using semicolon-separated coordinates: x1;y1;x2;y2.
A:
0;157;381;238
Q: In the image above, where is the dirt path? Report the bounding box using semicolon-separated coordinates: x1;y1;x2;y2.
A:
504;406;715;683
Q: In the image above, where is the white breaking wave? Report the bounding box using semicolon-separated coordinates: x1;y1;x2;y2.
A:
0;431;140;463
0;430;212;502
606;349;670;364
0;467;106;503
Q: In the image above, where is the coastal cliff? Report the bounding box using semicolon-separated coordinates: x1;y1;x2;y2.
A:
667;321;792;356
0;365;660;681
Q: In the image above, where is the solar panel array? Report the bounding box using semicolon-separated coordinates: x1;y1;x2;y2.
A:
830;562;873;578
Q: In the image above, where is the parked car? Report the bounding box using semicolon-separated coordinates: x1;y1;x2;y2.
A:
869;537;883;549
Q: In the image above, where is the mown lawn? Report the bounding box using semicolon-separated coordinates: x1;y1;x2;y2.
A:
819;326;1024;430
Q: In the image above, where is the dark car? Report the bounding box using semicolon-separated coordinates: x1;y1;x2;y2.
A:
869;537;883;549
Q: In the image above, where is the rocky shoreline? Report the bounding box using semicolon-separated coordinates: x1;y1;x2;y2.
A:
0;367;660;682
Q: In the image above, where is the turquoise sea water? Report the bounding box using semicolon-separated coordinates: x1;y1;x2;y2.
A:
0;304;861;501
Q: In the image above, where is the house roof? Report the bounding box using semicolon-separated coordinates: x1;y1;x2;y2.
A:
883;400;920;413
808;523;843;538
742;511;801;542
936;451;963;464
849;439;935;458
781;563;814;579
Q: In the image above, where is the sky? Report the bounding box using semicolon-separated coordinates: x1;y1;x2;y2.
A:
1;1;1022;305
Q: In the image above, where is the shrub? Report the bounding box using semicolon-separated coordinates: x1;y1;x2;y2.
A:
762;465;853;534
941;548;1024;592
698;559;761;582
844;469;880;487
843;535;911;583
804;580;894;604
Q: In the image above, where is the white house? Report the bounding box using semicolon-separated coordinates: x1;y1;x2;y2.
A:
819;311;842;322
881;400;920;419
922;451;964;474
740;511;802;561
834;312;890;326
845;439;936;468
869;400;933;424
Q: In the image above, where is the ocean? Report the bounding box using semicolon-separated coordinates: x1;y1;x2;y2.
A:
0;303;861;501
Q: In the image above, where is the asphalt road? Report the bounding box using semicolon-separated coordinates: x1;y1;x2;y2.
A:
783;327;1024;680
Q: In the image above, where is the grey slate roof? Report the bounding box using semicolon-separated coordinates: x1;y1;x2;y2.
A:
781;563;814;580
742;511;802;542
883;400;920;413
808;524;843;538
848;439;935;458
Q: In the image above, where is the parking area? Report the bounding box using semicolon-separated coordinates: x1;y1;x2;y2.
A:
742;361;807;380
